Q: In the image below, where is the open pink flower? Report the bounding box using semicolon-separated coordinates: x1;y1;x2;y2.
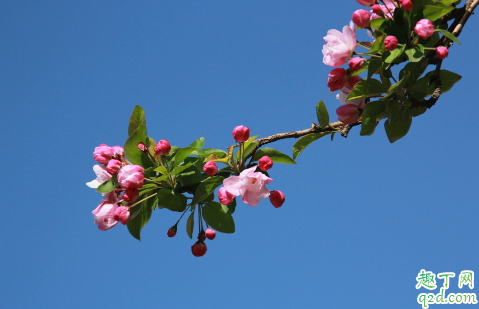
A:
86;165;112;188
117;165;144;190
92;202;119;231
322;22;357;67
223;166;273;206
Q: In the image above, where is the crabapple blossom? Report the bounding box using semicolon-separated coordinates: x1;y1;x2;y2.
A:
258;156;273;171
336;92;366;109
269;190;285;208
336;104;362;124
341;75;362;94
371;4;383;14
349;57;364;71
205;228;216;240
155;139;171;155
436;46;449;59
322;22;357;67
356;0;376;6
223;166;273;206
122;188;139;203
203;161;218;176
352;9;371;28
93;144;113;165
113;206;130;225
218;187;235;205
414;19;435;40
86;165;112;188
117;165;144;190
401;0;413;12
138;142;147;152
191;240;207;257
92;202;119;231
326;68;347;92
384;35;398;51
371;0;396;19
232;125;250;143
106;159;122;174
111;146;124;157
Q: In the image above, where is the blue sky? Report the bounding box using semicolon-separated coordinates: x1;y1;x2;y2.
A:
1;1;478;308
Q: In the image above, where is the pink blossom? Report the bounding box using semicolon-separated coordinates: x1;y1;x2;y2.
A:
111;146;124;157
352;9;371;28
203;161;218;176
117;165;145;190
218;187;235;205
349;57;365;72
258;156;273;171
232;125;250;143
113;206;130;225
414;19;435;40
86;165;112;189
326;68;347;92
384;35;398;51
122;188;139;203
106;159;122;174
269;190;285;208
92;202;119;231
205;228;216;240
336;104;362;124
191;240;207;257
155;139;171;156
93;144;113;165
336;92;366;109
436;46;449;59
223;166;273;206
341;75;362;94
138;142;147;152
356;0;376;6
401;0;413;12
322;22;357;67
371;0;396;19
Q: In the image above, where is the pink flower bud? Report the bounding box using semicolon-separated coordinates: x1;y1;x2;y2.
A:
138;142;147;152
232;125;250;143
122;188;139;203
167;225;177;237
106;159;122;174
203;161;218;176
414;19;435;40
384;35;398;51
191;240;207;257
371;4;383;14
111;146;124;158
356;0;376;6
218;187;235;205
117;165;144;190
336;104;361;124
258;156;273;171
326;68;347;92
341;75;363;94
269;190;285;208
113;206;130;225
205;228;216;240
401;0;413;11
155;139;171;156
93;144;113;165
436;46;448;59
92;202;119;231
352;9;371;28
348;57;365;72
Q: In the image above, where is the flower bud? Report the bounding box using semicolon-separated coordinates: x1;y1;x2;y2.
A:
106;159;122;174
326;68;347;92
218;187;235;205
122;188;139;203
336;104;361;124
117;165;145;189
401;0;413;11
191;240;207;257
93;144;113;165
113;206;130;225
111;146;124;158
258;156;273;171
341;75;362;94
348;57;364;72
205;228;216;240
371;4;383;14
203;161;218;176
414;19;435;40
138;142;147;152
436;46;448;59
167;225;177;237
269;190;285;208
356;0;376;6
384;35;398;51
155;139;171;156
232;125;250;143
352;9;371;28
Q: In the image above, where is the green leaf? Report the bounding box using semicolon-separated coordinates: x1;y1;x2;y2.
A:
191;176;224;206
236;135;258;160
384;103;413;143
383;45;406;64
154;166;168;174
174;147;197;166
405;45;425;62
127;193;155;241
360;100;387;136
416;70;462;96
370;18;386;29
96;177;116;194
202;202;235;233
189;137;205;149
186;211;194;239
367;59;383;79
409;85;428;100
252;147;296;164
410;106;428;117
316;100;330;129
347;79;388;100
170;162;197;176
191;148;228;158
292;132;330;160
157;189;187;212
124;124;155;168
435;29;461;44
368;35;385;54
423;3;454;21
384;72;410;99
400;58;429;88
128;105;146;137
221;198;236;215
